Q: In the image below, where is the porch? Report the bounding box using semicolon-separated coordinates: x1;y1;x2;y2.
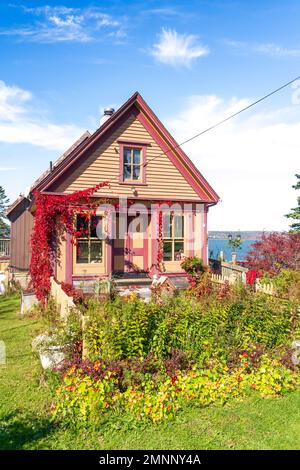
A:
55;202;208;287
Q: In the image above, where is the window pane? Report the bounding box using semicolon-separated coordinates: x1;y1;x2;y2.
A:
76;215;89;237
132;165;140;180
163;241;172;261
76;241;89;263
90;216;102;238
174;215;184;238
90;241;102;263
163;214;172;238
123;148;131;164
123;164;131;180
174;241;184;261
133;148;141;164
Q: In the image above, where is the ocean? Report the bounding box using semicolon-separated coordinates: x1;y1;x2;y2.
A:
208;239;256;262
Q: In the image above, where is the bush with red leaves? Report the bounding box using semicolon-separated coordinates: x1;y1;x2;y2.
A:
246;269;260;285
60;282;84;303
245;232;300;275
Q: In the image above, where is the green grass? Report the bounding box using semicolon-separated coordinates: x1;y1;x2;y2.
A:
1;293;300;450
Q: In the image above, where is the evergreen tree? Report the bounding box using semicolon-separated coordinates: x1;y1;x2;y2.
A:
286;174;300;233
0;186;10;238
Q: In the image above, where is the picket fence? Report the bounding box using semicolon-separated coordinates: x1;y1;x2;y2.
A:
211;272;275;296
255;279;276;295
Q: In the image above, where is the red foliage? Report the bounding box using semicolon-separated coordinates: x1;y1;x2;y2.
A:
29;182;109;303
245;232;300;275
246;269;260;285
60;282;84;303
156;203;177;271
157;209;164;269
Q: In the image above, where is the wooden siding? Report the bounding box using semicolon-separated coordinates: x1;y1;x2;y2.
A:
9;199;34;271
49;111;200;200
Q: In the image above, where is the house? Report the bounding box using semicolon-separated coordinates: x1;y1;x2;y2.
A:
6;92;219;291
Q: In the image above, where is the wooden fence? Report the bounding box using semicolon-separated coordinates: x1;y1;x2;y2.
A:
50;277;76;318
211;273;240;285
211;269;276;296
255;279;276;295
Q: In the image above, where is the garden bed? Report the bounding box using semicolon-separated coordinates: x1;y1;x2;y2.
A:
1;292;300;449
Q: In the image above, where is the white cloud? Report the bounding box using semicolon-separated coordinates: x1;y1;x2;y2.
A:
150;28;209;66
225;39;300;57
0;80;83;150
167;94;300;231
142;8;180;16
0;5;123;43
0;167;18;171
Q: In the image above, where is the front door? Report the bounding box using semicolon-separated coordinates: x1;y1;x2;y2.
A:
112;214;149;273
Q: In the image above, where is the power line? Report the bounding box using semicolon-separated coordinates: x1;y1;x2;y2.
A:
166;76;300;150
104;75;300;186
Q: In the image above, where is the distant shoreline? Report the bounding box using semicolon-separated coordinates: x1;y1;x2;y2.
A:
208;231;272;241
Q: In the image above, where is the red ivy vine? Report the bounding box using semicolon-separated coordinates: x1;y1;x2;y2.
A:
30;186;178;301
156;203;174;272
29;182;109;303
157;209;164;271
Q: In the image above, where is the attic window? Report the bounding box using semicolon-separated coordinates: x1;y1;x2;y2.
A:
118;140;149;184
123;147;141;181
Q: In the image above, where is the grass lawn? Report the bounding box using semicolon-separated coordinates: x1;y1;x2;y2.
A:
1;293;300;450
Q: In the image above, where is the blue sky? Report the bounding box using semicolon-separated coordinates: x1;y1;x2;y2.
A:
0;0;300;230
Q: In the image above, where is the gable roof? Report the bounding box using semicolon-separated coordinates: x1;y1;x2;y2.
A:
8;92;219;214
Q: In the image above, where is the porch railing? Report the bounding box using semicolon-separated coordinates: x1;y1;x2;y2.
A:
0;239;10;258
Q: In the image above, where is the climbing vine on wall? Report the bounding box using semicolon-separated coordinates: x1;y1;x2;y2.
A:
157;209;164;271
29;182;109;303
30;184;178;302
156;203;175;272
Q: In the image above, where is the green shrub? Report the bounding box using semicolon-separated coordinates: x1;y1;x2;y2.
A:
53;368;119;428
181;256;205;277
83;291;298;364
53;287;300;427
265;269;300;302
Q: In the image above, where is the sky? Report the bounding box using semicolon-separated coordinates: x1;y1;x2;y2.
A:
0;0;299;231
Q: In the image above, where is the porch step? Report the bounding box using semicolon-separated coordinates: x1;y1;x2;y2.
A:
114;277;152;288
112;271;152;289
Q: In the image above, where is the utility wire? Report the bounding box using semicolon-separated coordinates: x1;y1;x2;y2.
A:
106;75;300;186
151;75;300;159
43;75;300;194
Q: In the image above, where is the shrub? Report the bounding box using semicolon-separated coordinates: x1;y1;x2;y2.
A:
181;256;205;277
83;291;297;365
53;354;298;426
264;269;300;302
84;297;159;360
245;232;300;275
51;282;300;428
53;369;119;427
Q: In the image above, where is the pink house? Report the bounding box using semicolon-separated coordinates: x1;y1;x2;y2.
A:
7;92;219;288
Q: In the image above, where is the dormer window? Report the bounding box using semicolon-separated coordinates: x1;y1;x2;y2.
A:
118;140;150;185
123;147;141;181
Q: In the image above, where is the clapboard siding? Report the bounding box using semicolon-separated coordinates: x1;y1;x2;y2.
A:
51;112;200;200
9;199;34;271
